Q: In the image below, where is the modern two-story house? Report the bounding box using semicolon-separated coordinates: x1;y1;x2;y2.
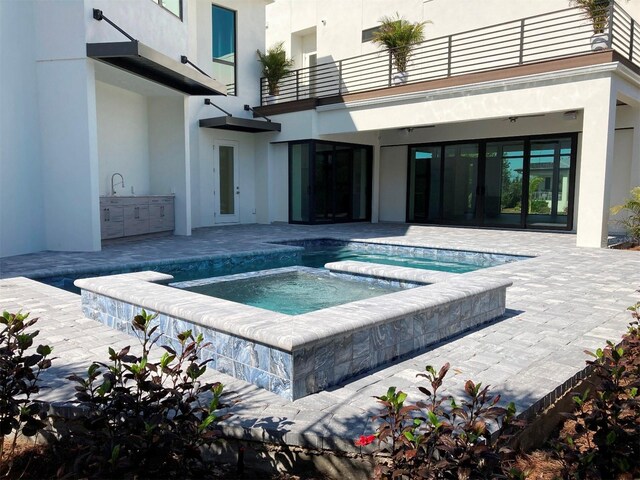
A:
1;0;639;259
1;0;272;258
259;0;640;249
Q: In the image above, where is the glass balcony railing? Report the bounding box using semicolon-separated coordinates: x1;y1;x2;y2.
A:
260;2;639;106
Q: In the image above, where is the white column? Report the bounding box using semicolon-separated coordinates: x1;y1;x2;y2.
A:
576;79;617;248
148;97;191;236
38;58;102;252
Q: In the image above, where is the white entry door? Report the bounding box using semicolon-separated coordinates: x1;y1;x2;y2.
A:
214;142;239;223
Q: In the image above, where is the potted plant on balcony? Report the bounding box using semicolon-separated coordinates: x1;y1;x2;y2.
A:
372;13;427;85
256;42;295;105
570;0;611;50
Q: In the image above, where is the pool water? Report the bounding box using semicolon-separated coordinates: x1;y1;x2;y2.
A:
174;268;413;315
39;239;525;292
299;245;478;273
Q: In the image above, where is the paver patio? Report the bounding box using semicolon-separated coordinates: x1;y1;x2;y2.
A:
1;223;638;454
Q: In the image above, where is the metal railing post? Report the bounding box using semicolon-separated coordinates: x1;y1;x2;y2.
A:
447;35;453;76
519;19;525;64
630;19;636;61
388;51;393;87
338;60;343;96
259;77;264;106
296;70;300;100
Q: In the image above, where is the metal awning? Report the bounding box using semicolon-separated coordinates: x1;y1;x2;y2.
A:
199;116;281;133
87;41;226;96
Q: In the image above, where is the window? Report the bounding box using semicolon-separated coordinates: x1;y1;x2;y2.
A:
151;0;182;19
362;26;380;43
212;5;236;95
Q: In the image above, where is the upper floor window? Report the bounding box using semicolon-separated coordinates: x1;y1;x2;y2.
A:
152;0;182;20
361;26;380;43
212;4;236;95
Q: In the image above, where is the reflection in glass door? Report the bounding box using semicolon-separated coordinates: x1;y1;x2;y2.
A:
314;144;333;222
526;139;572;228
214;143;239;223
407;135;575;230
352;147;369;220
408;146;441;222
289;141;372;224
484;141;524;227
442;144;479;225
334;146;351;220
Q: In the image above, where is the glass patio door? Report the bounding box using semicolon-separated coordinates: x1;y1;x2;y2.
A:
407;135;575;230
441;144;479;225
289;141;372;224
313;144;351;222
484;141;525;227
214;143;239;223
526;138;572;228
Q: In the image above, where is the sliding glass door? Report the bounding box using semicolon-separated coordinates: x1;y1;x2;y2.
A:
408;146;441;223
526;138;572;228
407;134;576;230
484;141;525;227
442;144;479;225
289;140;372;224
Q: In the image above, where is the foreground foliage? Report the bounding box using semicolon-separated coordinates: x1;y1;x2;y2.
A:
610;186;640;245
59;310;231;478
361;363;524;479
552;303;640;479
0;311;52;476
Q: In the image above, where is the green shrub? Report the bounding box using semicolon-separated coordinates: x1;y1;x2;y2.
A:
360;363;525;479
0;311;53;474
62;310;231;478
610;186;640;244
554;303;640;478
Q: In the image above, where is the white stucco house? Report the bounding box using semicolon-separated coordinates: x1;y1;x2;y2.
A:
1;0;640;259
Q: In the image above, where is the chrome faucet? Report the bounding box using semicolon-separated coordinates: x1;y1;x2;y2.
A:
111;173;125;196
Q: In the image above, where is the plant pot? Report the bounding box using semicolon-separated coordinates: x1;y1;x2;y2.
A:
590;33;609;51
264;94;277;105
392;71;408;86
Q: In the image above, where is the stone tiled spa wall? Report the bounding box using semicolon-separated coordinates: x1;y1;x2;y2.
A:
80;278;508;401
80;290;295;398
289;287;506;399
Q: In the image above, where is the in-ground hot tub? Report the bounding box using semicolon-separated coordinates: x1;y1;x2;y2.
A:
77;260;511;401
171;266;423;315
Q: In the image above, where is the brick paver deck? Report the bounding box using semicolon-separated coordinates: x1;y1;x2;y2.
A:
1;223;638;453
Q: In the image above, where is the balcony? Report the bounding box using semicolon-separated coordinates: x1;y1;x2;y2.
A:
257;3;640;114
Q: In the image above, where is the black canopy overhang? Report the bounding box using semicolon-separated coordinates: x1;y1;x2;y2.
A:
87;41;226;96
198;116;281;133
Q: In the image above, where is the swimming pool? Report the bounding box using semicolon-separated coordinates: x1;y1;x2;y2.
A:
39;238;528;291
171;266;421;315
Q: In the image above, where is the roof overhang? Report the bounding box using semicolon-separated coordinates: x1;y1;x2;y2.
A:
199;116;281;133
87;41;226;96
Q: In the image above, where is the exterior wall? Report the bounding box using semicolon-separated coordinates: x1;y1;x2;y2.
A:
268;143;290;223
608;128;634;234
37;59;101;253
379;147;408;222
267;0;580;66
87;0;188;59
0;0;45;257
96;81;151;196
149;97;190;235
188;0;270;228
